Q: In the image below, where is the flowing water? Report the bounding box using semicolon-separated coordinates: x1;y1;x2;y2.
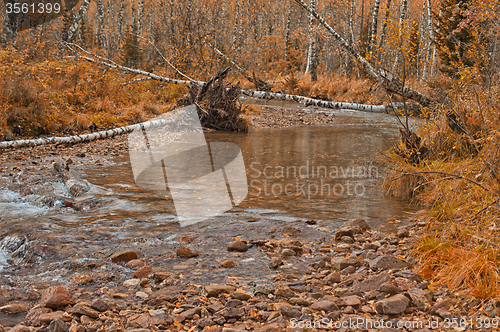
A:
0;100;418;326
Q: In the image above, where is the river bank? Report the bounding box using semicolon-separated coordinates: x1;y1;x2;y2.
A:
1;217;492;331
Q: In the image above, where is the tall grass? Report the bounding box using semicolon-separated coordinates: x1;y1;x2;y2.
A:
387;67;500;299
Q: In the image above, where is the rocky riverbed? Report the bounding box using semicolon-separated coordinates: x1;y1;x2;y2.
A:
1;217;495;332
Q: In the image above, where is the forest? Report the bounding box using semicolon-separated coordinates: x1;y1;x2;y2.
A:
1;0;500;329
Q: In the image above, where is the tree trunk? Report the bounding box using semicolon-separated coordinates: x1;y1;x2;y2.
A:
391;0;408;74
369;0;381;56
284;5;292;62
117;0;125;45
137;0;145;36
305;0;318;81
96;0;108;57
1;0;20;47
421;0;434;80
376;0;392;66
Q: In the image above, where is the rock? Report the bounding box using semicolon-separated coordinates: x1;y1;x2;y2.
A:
379;282;403;294
9;325;30;332
126;260;145;269
70;274;94;285
39;311;68;324
324;272;341;284
331;255;360;270
133;265;153;279
123;279;141;287
397;227;410;238
26;307;52;326
0;325;3;332
289;297;311;306
369;255;408;270
231;291;251;301
70;304;100;318
274;287;296;298
0;303;30;314
393;270;423;282
281;226;301;236
311;300;339;312
219;307;244;319
334;226;355;239
343;218;371;231
205;284;236;297
110;250;139;263
181;307;202;320
176;246;199;258
374;294;409;314
39;286;75;309
269;258;283;269
47;318;68;332
352;272;391;293
407;288;431;308
152;272;173;282
340;295;361;307
340;235;354;243
279;305;301;318
281;248;296;257
227;241;249;252
221;260;237;268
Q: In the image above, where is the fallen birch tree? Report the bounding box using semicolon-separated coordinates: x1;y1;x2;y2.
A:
0;42;422;150
293;0;434;107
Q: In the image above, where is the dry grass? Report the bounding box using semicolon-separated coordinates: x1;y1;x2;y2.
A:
0;49;185;140
387;68;500;299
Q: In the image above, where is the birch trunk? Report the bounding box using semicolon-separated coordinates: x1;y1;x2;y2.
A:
305;0;318;81
369;0;381;56
422;0;434;80
1;0;20;47
64;0;91;42
117;0;125;45
376;0;392;66
391;0;408;74
96;0;108;57
137;0;145;36
284;5;292;62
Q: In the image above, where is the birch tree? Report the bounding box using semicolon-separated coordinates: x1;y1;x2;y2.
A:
305;0;318;81
391;0;408;74
63;0;92;43
369;0;381;57
1;0;19;47
421;0;434;80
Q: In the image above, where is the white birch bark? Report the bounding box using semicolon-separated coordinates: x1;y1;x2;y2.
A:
96;0;108;57
65;0;92;42
1;0;19;47
137;0;145;36
117;0;125;45
391;0;408;74
376;0;392;65
422;0;436;80
285;5;292;62
305;0;318;81
369;0;381;56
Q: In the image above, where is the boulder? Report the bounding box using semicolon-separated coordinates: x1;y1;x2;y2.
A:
374;294;409;314
110;250;139;263
227;241;249;252
39;286;75;309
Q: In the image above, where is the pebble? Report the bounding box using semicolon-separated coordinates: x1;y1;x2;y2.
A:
110;250;139;263
227;240;249;252
0;303;30;314
176;246;199;258
221;260;237;268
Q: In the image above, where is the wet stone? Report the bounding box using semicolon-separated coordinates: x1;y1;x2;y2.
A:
133;265;153;279
374;294;409;315
227;241;249;252
176;246;199;258
47;318;69;332
369;255;408;270
221;260;237;268
39;286;75;309
70;304;100;318
110;251;140;263
205;284;236;297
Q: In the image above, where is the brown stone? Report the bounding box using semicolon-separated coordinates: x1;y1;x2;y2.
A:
38;311;68;323
176;246;199;258
70;304;100;318
90;298;110;312
227;241;249;252
375;294;409;314
39;286;75;309
0;303;30;314
126;259;145;269
221;260;237;268
281;226;301;236
26;307;52;326
133;265;153;279
110;250;139;263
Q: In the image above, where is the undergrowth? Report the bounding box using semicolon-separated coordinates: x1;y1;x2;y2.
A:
387;67;500;300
